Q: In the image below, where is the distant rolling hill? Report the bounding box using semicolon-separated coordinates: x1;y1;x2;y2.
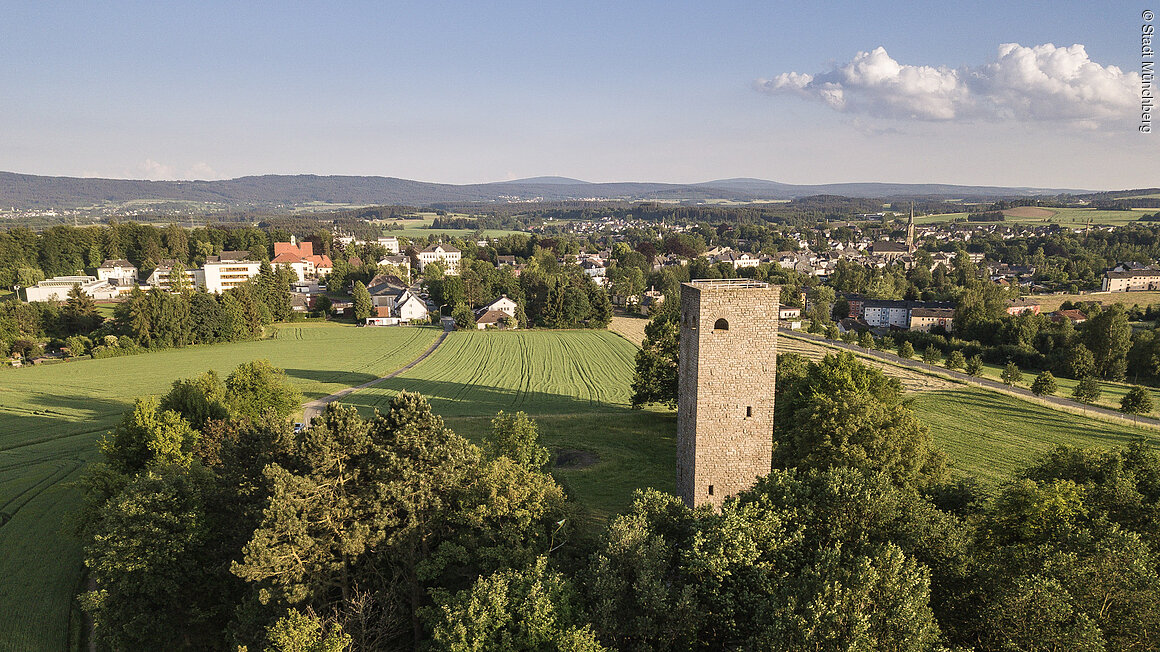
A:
0;170;1091;210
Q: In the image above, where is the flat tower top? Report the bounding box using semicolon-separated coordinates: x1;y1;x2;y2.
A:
684;279;769;289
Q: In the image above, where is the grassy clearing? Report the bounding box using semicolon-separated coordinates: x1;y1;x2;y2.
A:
913;387;1155;486
0;323;436;650
608;312;649;347
375;213;525;239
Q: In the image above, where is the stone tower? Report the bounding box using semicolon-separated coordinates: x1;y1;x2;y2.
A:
676;279;780;509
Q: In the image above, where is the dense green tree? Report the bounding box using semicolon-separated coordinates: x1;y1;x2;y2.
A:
82;466;225;650
429;557;605;652
352;281;372;321
630;310;679;407
945;350;965;371
1072;376;1102;408
225;359;303;424
260;609;351;652
1084;305;1132;380
964;355;983;376
1066;343;1098;380
773;352;948;488
1031;370;1058;396
1121;386;1154;424
588;469;955;651
452;302;476;329
161;370;230;430
102;396;198;474
858;330;874;348
898;340;915;359
1000;361;1023;386
922;344;941;366
62;284;103;335
485;411;550;471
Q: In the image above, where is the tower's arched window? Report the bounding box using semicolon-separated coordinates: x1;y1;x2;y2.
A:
713;318;729;331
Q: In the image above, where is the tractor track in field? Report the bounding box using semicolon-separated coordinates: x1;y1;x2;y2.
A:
301;326;451;425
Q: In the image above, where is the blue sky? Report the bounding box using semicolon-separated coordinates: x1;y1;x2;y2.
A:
1;1;1153;189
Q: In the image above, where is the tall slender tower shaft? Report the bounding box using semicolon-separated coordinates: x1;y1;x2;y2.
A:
676;279;779;509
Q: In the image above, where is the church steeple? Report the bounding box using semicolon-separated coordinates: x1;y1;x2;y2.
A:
906;203;915;251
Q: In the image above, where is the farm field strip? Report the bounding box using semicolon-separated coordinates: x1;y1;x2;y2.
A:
341;330;639;418
0;324;438;649
913;387;1155;485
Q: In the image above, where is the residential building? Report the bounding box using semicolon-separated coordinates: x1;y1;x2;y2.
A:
909;308;955;332
378;255;411;277
1005;297;1041;315
146;260;206;291
24;275;120;302
203;259;261;293
778;306;801;320
272;238;334;281
478;295;519;320
417;243;461;275
1051;309;1088;324
96;259;138;284
377;236;400;254
475;309;511;329
1102;267;1160;292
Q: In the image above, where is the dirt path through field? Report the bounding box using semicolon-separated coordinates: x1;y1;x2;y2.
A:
301;326;451;424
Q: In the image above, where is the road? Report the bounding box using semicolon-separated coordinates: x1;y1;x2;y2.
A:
782;328;1160;430
301;325;451;425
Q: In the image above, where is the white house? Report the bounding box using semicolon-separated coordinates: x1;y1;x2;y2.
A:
417;243;461;275
24;276;120;302
480;295;518;319
395;290;429;322
203;259;261;293
378;255;411;277
96;259;138;284
377;236;400;254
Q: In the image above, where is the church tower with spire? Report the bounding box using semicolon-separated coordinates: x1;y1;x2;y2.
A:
906;203;916;252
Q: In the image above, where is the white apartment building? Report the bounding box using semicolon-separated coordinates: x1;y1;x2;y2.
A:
417;244;461;275
204;259;262;293
377;236;400;254
146;263;206;291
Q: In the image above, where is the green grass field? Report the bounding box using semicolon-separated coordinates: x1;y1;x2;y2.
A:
0;324;436;650
337;330;672;524
376;213;525;239
912;387;1154;485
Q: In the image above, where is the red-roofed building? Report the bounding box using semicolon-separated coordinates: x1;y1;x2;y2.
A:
1051;309;1088;324
272;237;334;281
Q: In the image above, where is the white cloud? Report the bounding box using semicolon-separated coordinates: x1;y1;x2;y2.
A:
186;162;219;180
140;158;177;180
757;43;1139;124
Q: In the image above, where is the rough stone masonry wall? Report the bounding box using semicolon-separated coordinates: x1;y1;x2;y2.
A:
677;281;779;509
